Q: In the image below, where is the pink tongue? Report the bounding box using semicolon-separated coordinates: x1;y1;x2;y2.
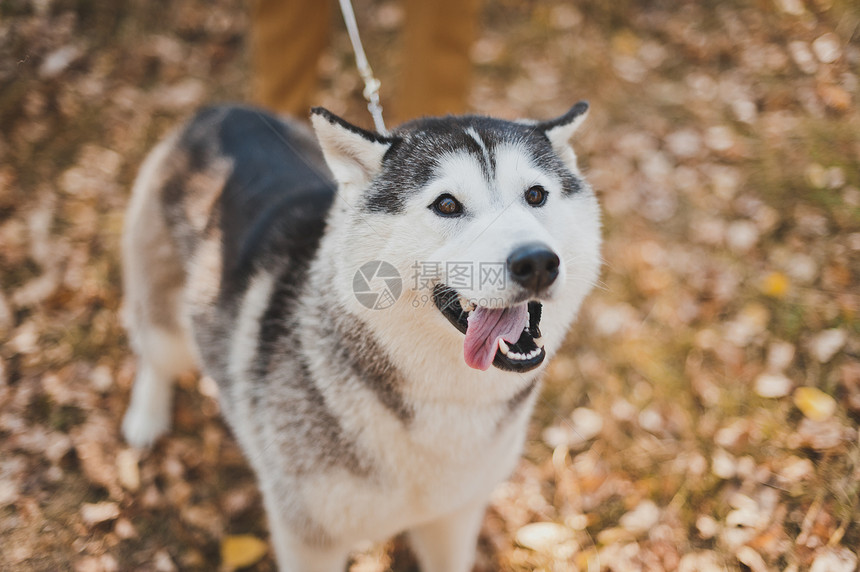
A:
464;304;528;370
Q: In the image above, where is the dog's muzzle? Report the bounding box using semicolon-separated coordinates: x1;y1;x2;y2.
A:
433;285;546;373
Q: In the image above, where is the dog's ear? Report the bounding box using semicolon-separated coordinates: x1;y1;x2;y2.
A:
536;101;589;161
311;107;396;190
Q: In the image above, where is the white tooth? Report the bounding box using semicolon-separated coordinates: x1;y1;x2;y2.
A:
460;297;475;312
498;339;509;355
510;352;523;360
533;336;543;348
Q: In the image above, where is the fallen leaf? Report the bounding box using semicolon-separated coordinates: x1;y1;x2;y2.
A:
695;515;719;539
571;407;603;441
0;480;20;507
793;387;837;421
755;372;793;398
811;33;841;63
810;547;857;572
114;518;137;539
153;549;177;572
620;500;660;534
220;535;268;569
766;341;795;371
515;521;574;553
678;550;724;572
805;163;828;188
80;501;120;526
712;449;737;480
818;84;851;112
778;456;814;482
736;546;767;572
793;417;849;450
808;329;846;363
760;272;790;299
116;449;140;491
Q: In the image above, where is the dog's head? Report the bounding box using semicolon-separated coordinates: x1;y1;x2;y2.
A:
311;105;601;374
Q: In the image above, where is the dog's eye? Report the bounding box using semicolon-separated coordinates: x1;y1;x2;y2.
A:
524;185;547;207
430;194;463;216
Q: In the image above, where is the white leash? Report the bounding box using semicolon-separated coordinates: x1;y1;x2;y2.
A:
337;0;388;135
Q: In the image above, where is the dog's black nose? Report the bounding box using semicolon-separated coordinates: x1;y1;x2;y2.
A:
507;243;560;293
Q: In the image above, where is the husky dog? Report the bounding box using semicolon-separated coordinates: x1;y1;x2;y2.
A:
121;102;601;572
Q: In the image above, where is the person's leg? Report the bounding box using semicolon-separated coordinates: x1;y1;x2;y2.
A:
398;0;481;121
250;0;332;117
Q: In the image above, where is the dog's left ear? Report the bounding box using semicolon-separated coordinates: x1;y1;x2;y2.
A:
310;107;396;191
536;101;589;162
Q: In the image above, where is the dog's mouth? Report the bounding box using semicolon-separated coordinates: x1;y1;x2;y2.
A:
433;284;546;373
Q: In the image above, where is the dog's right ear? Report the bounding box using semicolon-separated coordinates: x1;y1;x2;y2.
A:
535;101;589;168
311;108;396;192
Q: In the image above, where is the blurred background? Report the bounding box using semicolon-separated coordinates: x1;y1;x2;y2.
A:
0;0;858;570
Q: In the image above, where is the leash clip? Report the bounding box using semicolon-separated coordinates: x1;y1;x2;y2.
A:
338;0;388;135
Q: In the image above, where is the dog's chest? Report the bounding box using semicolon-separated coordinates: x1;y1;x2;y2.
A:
309;400;531;541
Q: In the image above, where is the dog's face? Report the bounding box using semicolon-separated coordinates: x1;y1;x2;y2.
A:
311;105;601;374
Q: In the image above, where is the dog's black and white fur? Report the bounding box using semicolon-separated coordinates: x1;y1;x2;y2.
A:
122;104;601;571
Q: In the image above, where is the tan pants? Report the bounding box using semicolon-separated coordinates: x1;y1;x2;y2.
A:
250;0;480;123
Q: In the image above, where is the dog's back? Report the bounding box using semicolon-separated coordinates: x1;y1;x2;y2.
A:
121;105;335;445
153;106;334;276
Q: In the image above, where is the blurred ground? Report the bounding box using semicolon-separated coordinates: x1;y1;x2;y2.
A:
1;0;859;570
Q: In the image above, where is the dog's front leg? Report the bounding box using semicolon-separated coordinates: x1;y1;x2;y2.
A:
407;498;488;572
266;513;350;572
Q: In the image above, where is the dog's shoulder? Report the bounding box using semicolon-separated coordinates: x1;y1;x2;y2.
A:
171;105;338;293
